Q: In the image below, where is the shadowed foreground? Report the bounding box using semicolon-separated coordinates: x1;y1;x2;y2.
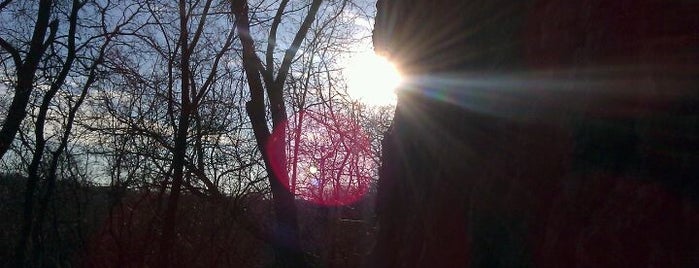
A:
370;0;699;267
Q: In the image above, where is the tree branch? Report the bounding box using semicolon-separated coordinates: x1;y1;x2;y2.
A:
0;36;20;67
0;0;12;11
232;0;271;148
265;0;290;83
275;0;322;87
188;0;214;51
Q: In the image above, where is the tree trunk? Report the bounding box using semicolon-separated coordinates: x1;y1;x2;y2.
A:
24;2;82;261
371;0;699;267
158;1;193;266
10;1;56;266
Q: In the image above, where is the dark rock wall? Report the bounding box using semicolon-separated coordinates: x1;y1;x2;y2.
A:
371;1;699;267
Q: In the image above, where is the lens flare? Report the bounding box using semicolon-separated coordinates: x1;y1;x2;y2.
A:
267;109;374;206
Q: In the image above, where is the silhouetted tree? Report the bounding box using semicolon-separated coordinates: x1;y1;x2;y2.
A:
0;1;136;266
156;0;237;265
232;0;322;266
371;0;699;267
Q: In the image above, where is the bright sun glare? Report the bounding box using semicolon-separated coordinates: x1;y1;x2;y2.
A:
344;51;402;106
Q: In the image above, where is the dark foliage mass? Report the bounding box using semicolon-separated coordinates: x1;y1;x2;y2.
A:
371;0;699;267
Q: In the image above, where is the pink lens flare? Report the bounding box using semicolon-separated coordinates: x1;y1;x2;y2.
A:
267;108;375;206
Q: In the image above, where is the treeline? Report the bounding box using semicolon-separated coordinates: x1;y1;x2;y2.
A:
0;173;376;267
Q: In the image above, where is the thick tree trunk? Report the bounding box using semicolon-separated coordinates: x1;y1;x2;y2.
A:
371;0;699;267
233;4;306;268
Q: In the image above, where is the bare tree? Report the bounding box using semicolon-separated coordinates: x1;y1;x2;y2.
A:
78;0;237;265
232;0;325;266
2;1;138;266
158;0;236;265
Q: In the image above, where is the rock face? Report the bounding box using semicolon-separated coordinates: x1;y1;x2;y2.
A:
371;1;699;267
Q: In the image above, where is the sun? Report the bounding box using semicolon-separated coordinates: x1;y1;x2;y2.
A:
344;51;402;106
